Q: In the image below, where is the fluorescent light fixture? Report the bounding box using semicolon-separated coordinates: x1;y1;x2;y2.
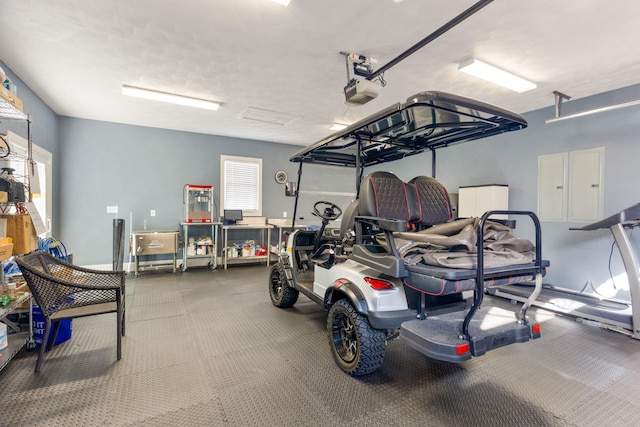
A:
122;85;220;110
458;58;536;93
329;123;348;131
271;0;291;6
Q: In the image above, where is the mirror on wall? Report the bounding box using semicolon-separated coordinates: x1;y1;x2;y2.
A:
285;182;297;197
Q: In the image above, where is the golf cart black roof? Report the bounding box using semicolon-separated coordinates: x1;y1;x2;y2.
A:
290;91;527;167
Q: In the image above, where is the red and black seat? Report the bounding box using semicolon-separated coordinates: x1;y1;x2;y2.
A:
351;171;547;297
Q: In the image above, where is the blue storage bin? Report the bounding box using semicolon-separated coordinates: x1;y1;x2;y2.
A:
32;303;72;346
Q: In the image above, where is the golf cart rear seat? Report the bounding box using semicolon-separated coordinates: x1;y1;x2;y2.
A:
350;171;547;297
351;171;455;283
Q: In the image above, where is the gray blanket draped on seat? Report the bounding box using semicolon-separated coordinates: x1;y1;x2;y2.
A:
378;217;536;269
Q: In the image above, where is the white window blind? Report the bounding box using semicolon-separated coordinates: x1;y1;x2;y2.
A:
221;155;262;215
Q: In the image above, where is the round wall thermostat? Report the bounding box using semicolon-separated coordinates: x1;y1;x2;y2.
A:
274;170;288;184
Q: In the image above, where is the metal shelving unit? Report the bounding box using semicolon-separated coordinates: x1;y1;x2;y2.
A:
0;95;28;121
0;291;33;372
0;93;33;214
180;222;220;271
0;93;35;370
181;185;217;271
221;224;272;269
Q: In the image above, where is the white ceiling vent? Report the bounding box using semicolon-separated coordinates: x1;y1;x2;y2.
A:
240;107;301;126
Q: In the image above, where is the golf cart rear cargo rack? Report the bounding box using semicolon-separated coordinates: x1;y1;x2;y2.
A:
350;170;546;362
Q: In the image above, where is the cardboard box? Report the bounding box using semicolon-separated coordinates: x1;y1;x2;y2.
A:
0;85;23;112
1;214;38;254
0;242;12;261
15;281;30;310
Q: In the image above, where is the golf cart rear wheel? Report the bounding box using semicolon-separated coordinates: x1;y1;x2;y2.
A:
268;263;299;308
327;299;386;376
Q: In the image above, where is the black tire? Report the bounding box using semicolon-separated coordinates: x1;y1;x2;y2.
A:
268;263;299;308
327;299;386;376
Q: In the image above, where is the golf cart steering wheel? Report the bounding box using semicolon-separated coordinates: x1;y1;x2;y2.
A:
313;201;343;221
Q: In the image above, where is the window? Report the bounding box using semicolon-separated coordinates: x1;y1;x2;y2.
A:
220;155;262;216
3;131;53;235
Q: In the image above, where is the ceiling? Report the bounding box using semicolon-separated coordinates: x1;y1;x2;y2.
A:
1;0;640;147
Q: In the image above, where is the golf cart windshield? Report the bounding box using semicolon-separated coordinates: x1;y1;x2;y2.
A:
289;91;527;168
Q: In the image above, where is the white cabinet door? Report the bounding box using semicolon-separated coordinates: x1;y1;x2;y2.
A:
569;147;604;222
538;152;568;221
458;185;509;219
457;187;477;218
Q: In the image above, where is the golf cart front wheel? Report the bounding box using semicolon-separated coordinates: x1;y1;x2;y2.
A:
327;299;386;376
268;263;299;308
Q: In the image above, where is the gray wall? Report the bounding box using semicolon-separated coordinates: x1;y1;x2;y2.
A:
450;84;640;301
373;84;640;300
57;117;354;265
5;59;640;299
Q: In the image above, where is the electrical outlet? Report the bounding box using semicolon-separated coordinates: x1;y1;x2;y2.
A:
107;205;118;214
283;211;287;218
150;209;156;217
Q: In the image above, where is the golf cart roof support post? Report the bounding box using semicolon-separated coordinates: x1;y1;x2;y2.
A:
355;137;362;197
431;148;436;178
366;0;494;81
291;161;303;229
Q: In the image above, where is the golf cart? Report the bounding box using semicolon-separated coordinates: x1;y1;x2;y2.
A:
268;91;547;376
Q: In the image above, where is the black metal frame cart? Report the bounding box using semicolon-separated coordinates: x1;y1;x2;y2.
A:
180;222;220;271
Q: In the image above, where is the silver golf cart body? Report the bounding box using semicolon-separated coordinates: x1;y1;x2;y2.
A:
269;91;546;375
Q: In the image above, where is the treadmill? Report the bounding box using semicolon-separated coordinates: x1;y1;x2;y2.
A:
489;203;640;339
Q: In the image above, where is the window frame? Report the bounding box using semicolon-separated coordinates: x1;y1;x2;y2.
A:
220;155;263;217
4;131;53;236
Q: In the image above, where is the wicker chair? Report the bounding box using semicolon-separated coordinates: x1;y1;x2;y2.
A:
15;251;126;372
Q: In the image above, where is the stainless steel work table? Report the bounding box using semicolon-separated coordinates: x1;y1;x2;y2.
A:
221;224;273;269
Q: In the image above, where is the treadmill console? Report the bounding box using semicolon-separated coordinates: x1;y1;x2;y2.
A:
570;203;640;231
